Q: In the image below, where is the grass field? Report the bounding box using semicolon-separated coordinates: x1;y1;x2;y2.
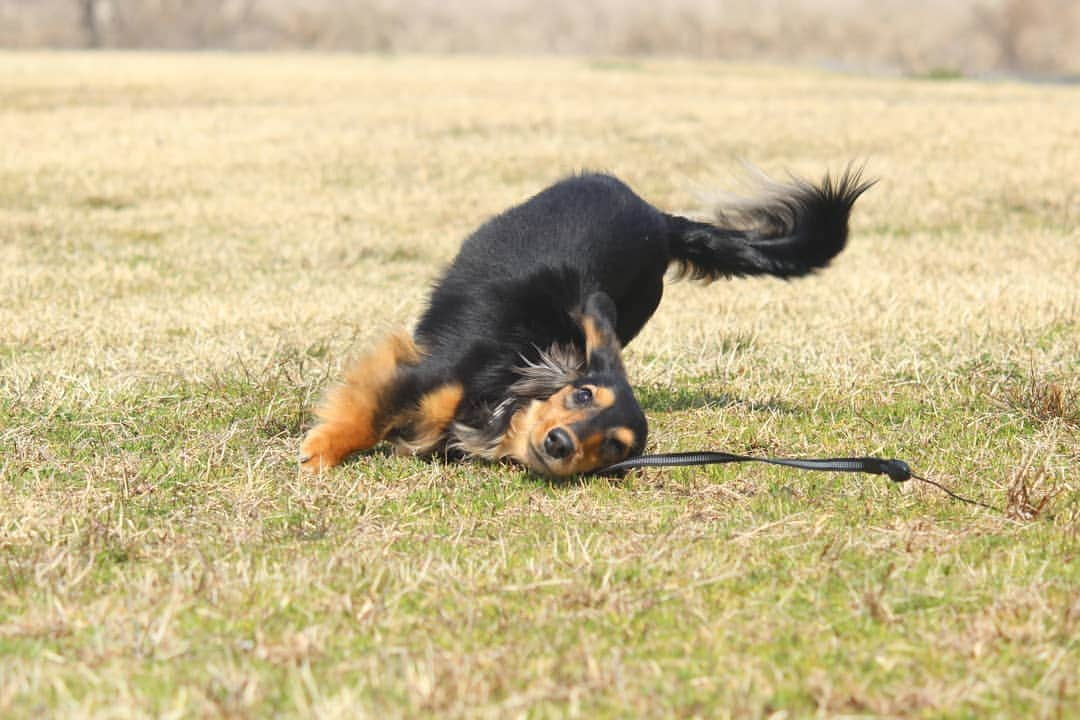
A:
1;52;1077;718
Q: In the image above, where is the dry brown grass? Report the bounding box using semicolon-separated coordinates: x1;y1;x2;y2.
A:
0;52;1077;717
3;0;1080;76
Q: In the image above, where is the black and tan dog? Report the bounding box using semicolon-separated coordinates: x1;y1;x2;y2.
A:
300;170;871;477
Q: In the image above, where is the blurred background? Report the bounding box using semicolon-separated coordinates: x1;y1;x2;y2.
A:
1;0;1078;77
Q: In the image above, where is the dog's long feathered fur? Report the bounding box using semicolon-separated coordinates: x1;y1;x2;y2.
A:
301;168;873;476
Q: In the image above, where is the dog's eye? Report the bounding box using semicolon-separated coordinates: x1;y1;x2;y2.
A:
571;387;593;406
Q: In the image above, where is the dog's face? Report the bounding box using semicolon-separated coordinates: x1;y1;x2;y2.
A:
517;372;646;477
504;291;647;478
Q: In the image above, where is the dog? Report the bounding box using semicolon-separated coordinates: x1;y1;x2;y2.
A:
300;169;872;477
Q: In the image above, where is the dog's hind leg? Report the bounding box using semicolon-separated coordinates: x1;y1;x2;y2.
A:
300;332;420;471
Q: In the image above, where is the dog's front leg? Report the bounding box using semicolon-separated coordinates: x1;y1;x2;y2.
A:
299;332;420;471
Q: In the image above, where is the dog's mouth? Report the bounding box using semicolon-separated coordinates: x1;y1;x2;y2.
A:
527;442;560;477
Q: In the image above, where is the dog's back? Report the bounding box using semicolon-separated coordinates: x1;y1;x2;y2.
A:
421;169;873;349
432;173;670;295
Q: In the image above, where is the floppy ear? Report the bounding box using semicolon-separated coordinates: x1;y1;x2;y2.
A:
578;292;625;373
508;343;583;400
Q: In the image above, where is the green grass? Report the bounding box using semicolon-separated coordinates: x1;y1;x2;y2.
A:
1;53;1077;718
915;67;966;81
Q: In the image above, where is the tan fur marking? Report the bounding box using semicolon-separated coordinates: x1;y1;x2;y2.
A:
526;386;586;449
392;382;464;456
593;386;616;409
613;427;636;449
581;315;625;373
577;431;608;473
573;427;634;474
300;332;420;472
582;316;607;356
497;401;543;463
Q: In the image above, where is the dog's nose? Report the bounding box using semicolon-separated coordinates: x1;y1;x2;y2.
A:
543;428;574;459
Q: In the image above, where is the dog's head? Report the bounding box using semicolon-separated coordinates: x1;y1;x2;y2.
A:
509;292;647;477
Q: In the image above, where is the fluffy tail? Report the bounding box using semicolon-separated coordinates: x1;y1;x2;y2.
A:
667;168;875;281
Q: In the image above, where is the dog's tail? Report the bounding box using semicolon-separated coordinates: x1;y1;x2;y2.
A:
666;167;875;281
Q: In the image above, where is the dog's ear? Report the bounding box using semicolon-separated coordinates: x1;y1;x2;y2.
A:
509;343;583;400
578;292;625;374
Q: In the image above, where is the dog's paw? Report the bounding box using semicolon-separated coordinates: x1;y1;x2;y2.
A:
299;425;346;473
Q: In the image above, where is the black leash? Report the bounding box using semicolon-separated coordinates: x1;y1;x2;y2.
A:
597;451;1001;513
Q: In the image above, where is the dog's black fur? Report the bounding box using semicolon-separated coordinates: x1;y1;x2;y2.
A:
301;169;872;476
